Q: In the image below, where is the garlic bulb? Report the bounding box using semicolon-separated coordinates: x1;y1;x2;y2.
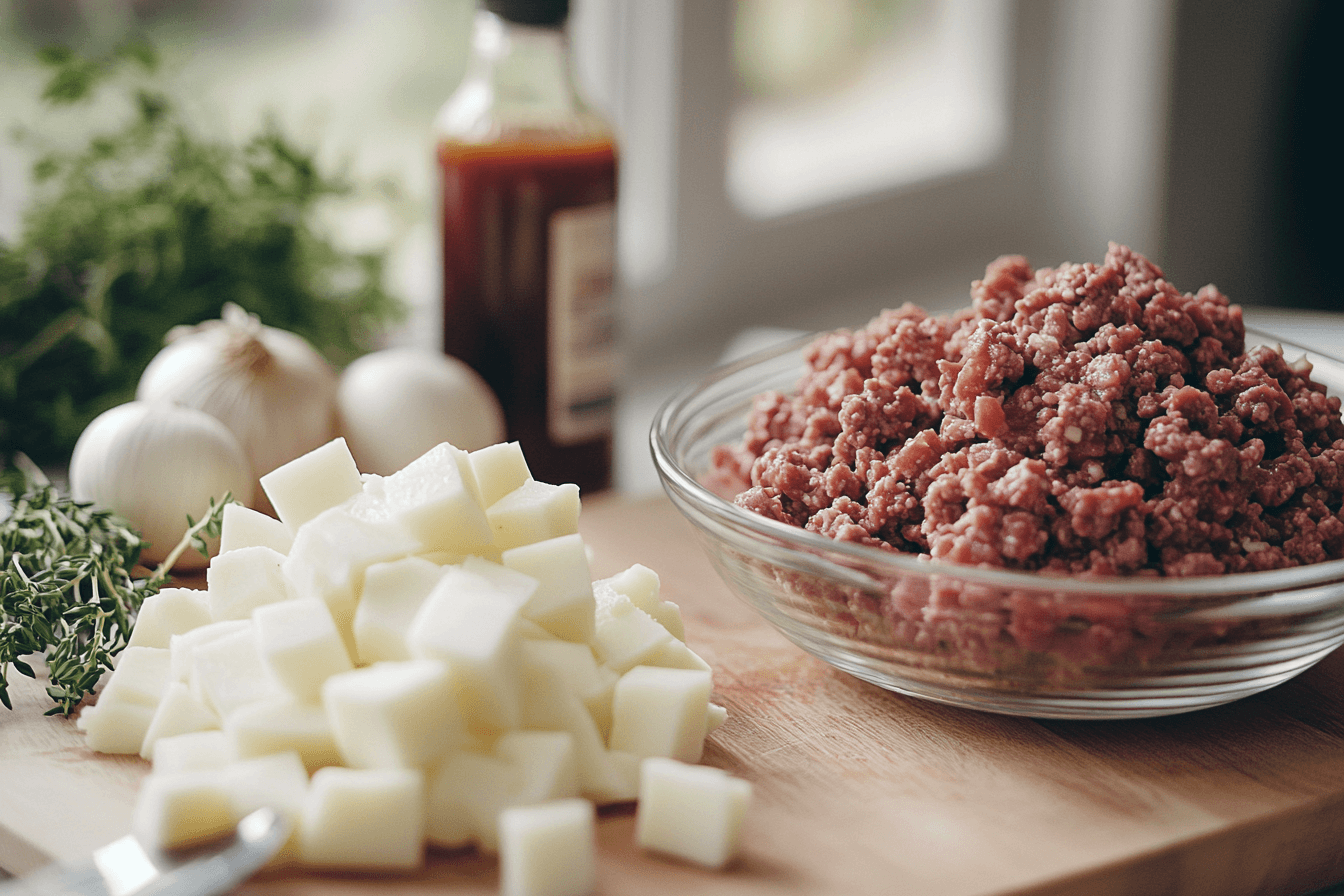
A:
69;401;253;569
136;303;338;504
337;347;505;476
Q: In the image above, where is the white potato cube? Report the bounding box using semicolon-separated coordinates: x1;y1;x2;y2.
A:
322;660;463;770
519;657;636;804
407;579;524;734
461;555;540;609
218;503;294;556
498;799;595;896
140;681;220;759
168;620;250;683
224;752;309;862
152;729;234;773
133;769;238;850
80;702;157;755
609;666;712;763
259;437;363;531
706;702;729;734
644;639;712;673
127;588;211;649
206;545;290;622
226;697;342;773
350;442;491;556
299;766;425;871
495;730;580;806
100;646;172;707
190;625;285;719
282;505;422;656
425;751;518;851
519;640;614;739
353;556;446;665
502;534;596;643
590;590;677;674
636;758;751;870
596;564;684;641
470;441;532;508
487;480;581;552
253;599;353;702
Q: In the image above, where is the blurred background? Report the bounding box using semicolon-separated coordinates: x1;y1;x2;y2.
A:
1;0;1339;493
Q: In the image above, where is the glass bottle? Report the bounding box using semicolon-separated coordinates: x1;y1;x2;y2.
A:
436;0;617;494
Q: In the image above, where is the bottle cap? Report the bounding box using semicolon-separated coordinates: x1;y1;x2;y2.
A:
484;0;568;27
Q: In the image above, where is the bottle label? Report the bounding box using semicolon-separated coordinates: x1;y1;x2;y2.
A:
548;202;617;445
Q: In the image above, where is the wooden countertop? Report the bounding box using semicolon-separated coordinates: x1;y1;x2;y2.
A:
6;493;1344;895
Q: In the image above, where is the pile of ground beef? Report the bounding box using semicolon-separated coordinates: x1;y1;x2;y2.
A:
713;244;1344;577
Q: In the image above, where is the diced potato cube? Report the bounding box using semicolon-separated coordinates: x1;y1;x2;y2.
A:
152;729;235;773
469;441;532;508
168;620;250;683
706;702;729;734
425;751;518;851
487;480;581;553
190;625;285;719
226;697;342;774
502;534;596;643
218;503;294;556
282;505;421;656
206;545;291;622
100;646;172;707
350;442;491;556
259;437;363;531
519;640;614;739
636;758;751;870
133;769;238;850
253;599;353;702
80;702;157;755
407;579;524;734
644;638;712;673
495;730;580;806
223;752;309;863
322;660;464;770
140;681;220;759
127;588;211;649
596;564;684;641
498;799;596;896
519;657;636;804
353;556;446;665
608;666;712;763
461;555;539;609
299;766;425;871
590;590;677;674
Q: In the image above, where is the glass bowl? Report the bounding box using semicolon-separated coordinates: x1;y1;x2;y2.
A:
650;328;1344;719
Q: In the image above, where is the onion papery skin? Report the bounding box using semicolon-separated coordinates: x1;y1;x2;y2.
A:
69;401;253;569
136;308;339;506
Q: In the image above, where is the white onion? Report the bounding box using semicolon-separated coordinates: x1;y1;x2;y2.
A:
69;401;253;569
337;347;506;476
136;303;339;504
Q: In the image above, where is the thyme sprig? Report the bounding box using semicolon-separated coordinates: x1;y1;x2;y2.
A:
0;464;229;715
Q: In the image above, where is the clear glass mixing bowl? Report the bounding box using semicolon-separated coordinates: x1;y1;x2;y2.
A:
650;328;1344;719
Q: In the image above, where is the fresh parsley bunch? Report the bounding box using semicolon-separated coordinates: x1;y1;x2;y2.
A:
1;463;228;715
0;40;403;468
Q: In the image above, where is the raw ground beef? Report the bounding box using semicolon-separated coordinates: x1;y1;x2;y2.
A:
713;244;1344;578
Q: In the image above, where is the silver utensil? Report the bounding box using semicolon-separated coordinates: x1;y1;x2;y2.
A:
0;809;288;896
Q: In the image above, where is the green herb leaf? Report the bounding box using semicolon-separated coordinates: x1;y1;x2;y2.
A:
2;42;404;466
0;461;231;715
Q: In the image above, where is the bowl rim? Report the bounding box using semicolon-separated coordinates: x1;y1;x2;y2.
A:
649;324;1344;597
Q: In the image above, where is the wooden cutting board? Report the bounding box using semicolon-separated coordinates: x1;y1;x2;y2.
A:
5;494;1344;896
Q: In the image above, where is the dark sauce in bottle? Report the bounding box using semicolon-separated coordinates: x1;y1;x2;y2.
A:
439;137;617;494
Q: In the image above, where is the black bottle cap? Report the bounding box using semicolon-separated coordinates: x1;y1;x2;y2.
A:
484;0;569;27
